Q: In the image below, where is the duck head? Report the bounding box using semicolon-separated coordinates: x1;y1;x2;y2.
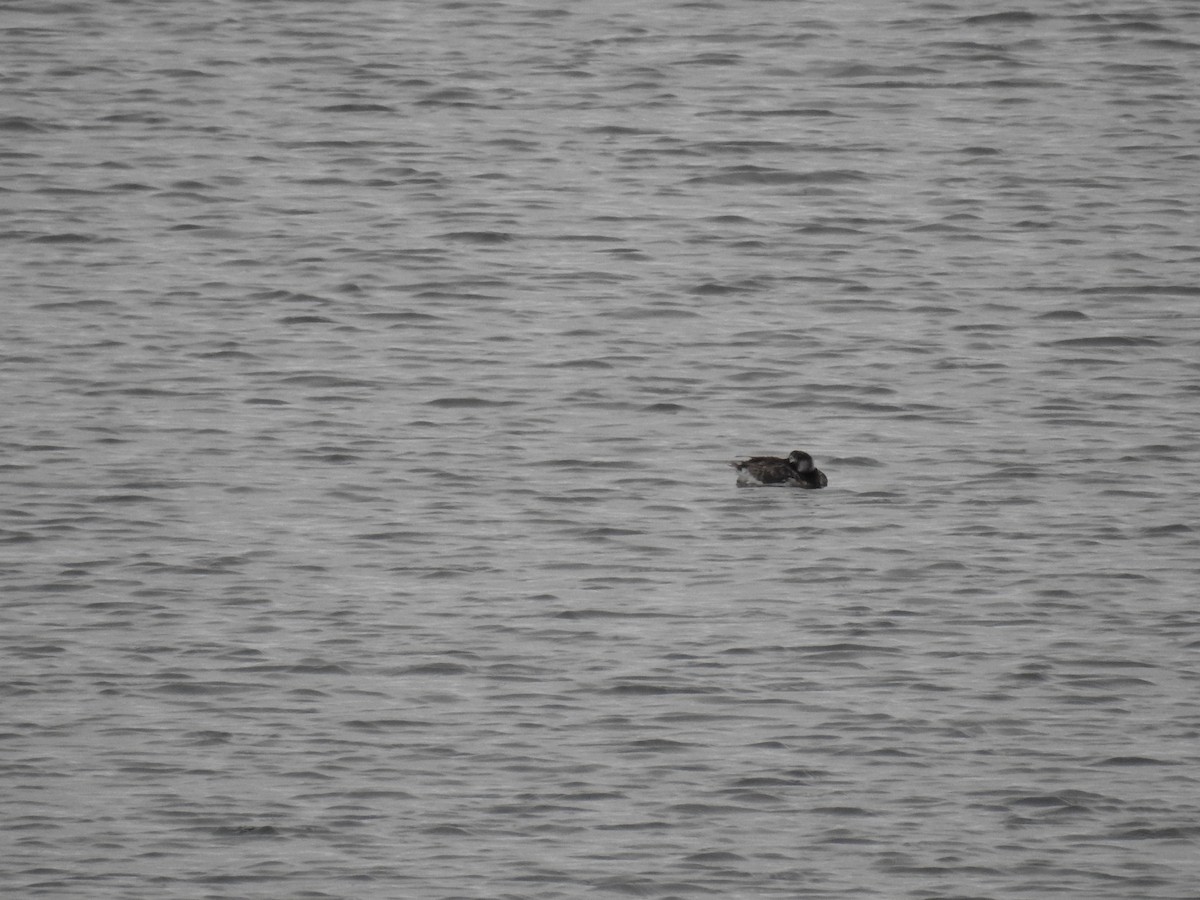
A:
787;450;815;473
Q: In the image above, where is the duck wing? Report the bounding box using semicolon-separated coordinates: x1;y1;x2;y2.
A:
732;456;794;484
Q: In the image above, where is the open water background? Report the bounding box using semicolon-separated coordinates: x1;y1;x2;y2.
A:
4;1;1200;897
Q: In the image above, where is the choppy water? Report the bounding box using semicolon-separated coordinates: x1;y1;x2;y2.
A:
4;1;1200;897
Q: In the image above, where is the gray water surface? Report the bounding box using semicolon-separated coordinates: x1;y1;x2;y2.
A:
4;1;1200;897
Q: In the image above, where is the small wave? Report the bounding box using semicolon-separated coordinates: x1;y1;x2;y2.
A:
1046;336;1161;347
424;396;518;407
436;231;515;244
319;103;395;112
963;11;1039;25
683;166;869;186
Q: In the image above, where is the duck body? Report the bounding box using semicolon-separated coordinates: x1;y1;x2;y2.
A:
730;450;828;488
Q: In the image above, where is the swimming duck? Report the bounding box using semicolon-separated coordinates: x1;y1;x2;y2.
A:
730;450;828;488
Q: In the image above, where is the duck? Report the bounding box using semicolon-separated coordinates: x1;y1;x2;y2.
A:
730;450;828;488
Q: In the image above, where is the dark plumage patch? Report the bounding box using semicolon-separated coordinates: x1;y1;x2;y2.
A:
730;450;828;488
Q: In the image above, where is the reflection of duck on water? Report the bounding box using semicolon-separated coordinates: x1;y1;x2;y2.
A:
730;450;828;488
